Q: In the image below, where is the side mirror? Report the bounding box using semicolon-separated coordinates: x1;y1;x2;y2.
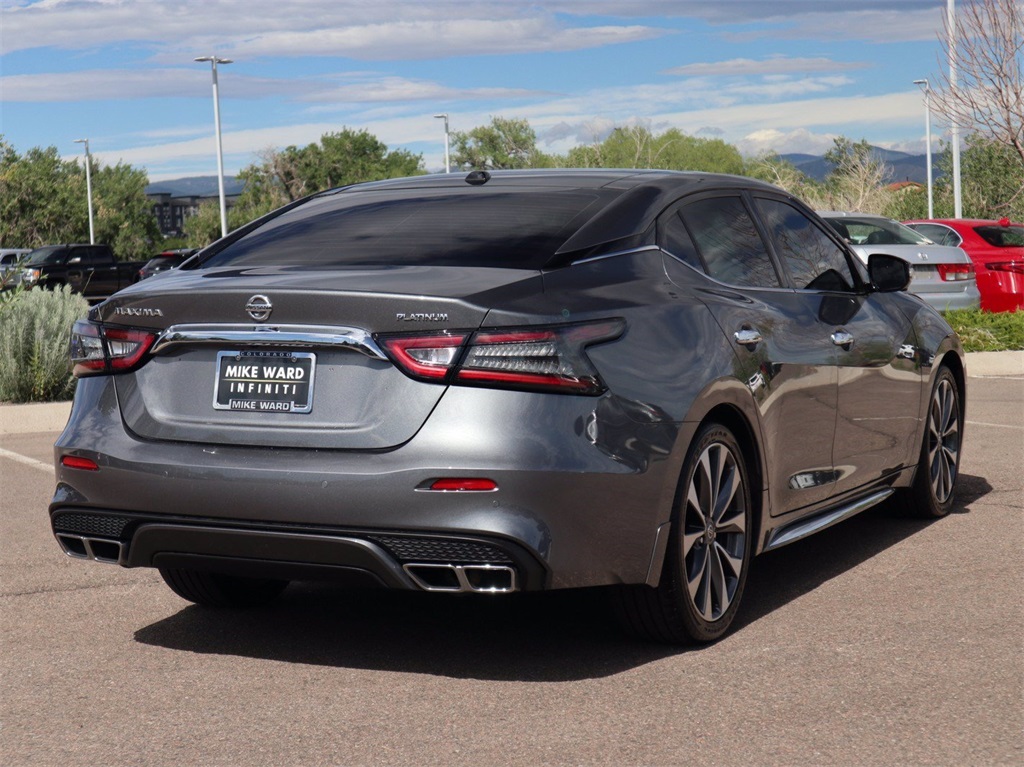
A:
868;253;910;292
67;256;82;265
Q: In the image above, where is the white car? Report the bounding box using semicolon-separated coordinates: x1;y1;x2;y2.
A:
818;212;980;311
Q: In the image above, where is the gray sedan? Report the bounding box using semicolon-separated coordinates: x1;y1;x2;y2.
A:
50;170;965;644
818;211;981;311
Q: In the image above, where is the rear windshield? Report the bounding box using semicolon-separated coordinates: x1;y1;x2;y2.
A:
975;225;1024;248
824;217;930;246
200;187;617;270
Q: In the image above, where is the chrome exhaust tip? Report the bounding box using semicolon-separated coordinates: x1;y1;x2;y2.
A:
55;534;126;565
403;563;517;593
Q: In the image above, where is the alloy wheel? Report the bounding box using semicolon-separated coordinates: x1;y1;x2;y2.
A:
682;441;748;622
927;377;960;504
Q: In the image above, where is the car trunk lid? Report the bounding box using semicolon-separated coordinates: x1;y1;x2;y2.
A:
103;265;539;450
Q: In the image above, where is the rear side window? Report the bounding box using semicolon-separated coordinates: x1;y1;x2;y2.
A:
909;223;960;247
657;209;703;270
201;188;617;270
755;199;855;291
678;196;781;288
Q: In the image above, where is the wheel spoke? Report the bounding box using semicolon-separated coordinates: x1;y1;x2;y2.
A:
713;461;739;524
706;545;728;620
715;540;744;580
686;481;707;529
687;547;710;617
682;529;704;559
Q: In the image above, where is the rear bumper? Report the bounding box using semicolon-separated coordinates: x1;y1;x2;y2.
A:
50;511;541;593
51;376;688;591
912;285;981;311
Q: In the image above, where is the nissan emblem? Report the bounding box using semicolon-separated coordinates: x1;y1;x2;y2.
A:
245;294;273;321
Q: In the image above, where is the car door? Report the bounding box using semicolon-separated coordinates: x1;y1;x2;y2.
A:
752;196;922;497
660;192;840;515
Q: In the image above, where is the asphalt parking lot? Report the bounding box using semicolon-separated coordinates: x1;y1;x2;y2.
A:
1;362;1021;766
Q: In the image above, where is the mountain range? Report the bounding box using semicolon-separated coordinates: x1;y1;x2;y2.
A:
145;175;244;198
779;149;934;185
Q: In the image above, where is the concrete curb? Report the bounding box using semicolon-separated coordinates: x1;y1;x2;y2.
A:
1;351;1021;437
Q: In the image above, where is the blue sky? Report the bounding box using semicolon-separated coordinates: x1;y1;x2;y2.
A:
1;1;961;181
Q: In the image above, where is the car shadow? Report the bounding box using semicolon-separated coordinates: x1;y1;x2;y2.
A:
134;474;992;681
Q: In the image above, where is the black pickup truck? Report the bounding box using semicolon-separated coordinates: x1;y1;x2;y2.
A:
20;244;146;300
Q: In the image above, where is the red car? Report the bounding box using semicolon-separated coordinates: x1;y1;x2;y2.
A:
905;219;1024;312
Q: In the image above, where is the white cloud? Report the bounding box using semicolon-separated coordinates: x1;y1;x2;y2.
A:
2;1;669;59
299;75;548;105
737;128;838;157
664;56;870;77
215;20;667;61
0;69;549;106
0;69;310;102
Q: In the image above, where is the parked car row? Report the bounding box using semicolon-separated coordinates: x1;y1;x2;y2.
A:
136;248;198;282
819;212;981;312
904;219;1024;312
3;245;198;299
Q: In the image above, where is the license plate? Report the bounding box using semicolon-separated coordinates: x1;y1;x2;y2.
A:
213;350;316;413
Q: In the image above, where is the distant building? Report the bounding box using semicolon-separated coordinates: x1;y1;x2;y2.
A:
147;192;240;238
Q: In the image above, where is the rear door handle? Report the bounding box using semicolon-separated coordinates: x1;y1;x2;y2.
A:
831;330;855;349
734;328;763;348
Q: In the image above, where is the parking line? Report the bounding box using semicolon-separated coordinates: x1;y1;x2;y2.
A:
0;447;53;474
966;420;1024;431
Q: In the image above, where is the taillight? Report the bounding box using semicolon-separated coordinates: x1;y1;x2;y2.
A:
378;333;468;380
936;263;975;281
378;319;624;395
70;320;157;377
986;261;1024;274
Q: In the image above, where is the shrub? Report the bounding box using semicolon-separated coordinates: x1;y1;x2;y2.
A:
0;286;89;402
943;308;1024;352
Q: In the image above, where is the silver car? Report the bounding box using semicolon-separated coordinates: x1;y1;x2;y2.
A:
0;248;31;288
818;212;980;311
50;171;966;644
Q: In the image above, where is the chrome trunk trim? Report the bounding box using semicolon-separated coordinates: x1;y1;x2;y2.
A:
151;323;387;360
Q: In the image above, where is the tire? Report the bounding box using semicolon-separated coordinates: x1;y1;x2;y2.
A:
904;366;962;518
159;567;288;608
613;422;753;644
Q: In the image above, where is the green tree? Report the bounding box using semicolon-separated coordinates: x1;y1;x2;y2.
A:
940;135;1024;220
451;117;555;170
0;140;87;247
0;138;158;258
565;125;744;174
92;162;161;258
743;152;815;196
883;185;929;221
802;137;893;213
185;128;425;248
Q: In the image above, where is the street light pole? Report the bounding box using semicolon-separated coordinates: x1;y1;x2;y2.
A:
913;80;934;219
195;55;233;238
73;138;95;244
948;0;963;218
434;113;450;173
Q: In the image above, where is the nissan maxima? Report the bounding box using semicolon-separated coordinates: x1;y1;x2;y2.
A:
50;170;965;644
